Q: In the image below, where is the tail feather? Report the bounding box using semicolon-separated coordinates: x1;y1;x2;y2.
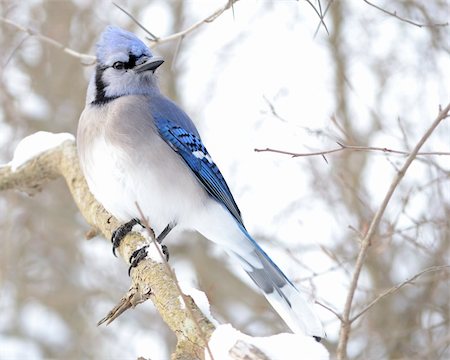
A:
232;227;325;338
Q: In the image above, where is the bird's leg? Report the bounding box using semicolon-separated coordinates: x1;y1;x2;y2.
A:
128;223;174;275
111;218;143;257
156;223;174;244
155;223;174;263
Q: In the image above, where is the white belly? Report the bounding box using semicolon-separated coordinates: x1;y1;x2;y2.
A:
83;136;208;234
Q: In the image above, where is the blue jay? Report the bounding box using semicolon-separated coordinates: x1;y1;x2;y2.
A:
77;26;324;339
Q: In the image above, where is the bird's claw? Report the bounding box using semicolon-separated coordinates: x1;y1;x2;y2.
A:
161;244;169;261
111;218;143;257
128;245;149;276
128;244;169;276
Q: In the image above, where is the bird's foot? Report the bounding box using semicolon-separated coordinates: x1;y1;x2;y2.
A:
127;223;173;275
111;218;143;257
128;243;169;276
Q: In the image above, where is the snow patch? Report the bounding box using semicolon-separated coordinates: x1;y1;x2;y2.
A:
131;223;145;233
206;324;329;360
179;283;219;326
177;295;186;309
145;242;164;264
8;131;75;171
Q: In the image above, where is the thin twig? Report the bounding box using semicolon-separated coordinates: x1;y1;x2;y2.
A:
362;0;449;28
316;300;343;321
113;2;159;40
0;17;96;64
351;265;450;323
262;95;288;122
147;0;240;46
336;102;450;360
255;144;450;158
314;0;333;38
135;203;215;360
229;0;236;20
305;0;329;35
3;34;30;68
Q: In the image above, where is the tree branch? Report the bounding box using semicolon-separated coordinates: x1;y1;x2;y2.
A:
0;138;215;359
0;17;96;64
255;144;450;158
362;0;449;28
336;102;450;360
351;265;450;323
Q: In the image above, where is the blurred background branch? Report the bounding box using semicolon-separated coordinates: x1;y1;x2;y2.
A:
0;17;96;64
255;144;450;158
362;0;449;28
351;265;450;323
337;102;450;359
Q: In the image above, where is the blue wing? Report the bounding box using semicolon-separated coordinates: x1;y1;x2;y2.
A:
154;116;243;226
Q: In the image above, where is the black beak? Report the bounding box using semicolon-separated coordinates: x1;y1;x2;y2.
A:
135;56;164;73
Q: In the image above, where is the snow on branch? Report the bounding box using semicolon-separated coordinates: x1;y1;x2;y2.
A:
8;131;75;171
206;324;329;360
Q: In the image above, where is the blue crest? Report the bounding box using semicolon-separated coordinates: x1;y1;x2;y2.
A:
96;26;152;65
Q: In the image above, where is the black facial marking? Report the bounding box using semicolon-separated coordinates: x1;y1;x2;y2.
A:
94;65;106;99
91;65;118;106
124;54;138;69
90;54;145;106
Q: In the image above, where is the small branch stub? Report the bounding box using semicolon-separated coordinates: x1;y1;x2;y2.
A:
98;284;152;326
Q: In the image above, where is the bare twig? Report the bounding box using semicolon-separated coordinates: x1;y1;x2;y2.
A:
262;95;288;122
147;0;240;46
305;0;329;35
3;34;30;68
316;300;343;321
362;0;449;28
314;0;333;38
97;284;152;326
0;17;96;64
351;265;450;323
336;102;450;360
255;144;450;158
113;2;159;40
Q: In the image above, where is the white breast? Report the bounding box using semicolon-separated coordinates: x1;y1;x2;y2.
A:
79;130;209;236
83;136;137;222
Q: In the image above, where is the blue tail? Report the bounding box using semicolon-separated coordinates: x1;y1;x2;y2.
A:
232;225;325;338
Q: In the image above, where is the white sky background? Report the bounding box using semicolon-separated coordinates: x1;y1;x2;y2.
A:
1;1;449;359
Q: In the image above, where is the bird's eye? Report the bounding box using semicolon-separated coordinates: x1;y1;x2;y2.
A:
112;62;125;70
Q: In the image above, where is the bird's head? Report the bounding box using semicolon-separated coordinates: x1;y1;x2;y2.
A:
88;26;164;105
